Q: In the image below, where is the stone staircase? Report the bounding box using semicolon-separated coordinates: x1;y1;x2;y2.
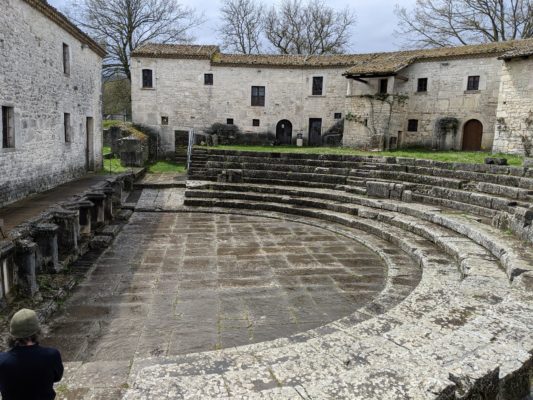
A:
124;148;533;400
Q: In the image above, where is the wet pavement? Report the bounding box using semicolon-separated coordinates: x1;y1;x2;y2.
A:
42;212;387;396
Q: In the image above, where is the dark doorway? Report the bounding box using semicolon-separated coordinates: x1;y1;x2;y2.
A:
276;120;292;145
462;120;483;151
308;118;322;146
86;117;94;171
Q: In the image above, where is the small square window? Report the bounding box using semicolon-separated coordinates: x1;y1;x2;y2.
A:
407;119;418;132
417;78;428;92
161;116;169;125
467;76;480;91
64;113;71;142
312;77;323;96
379;78;388;94
204;73;213;85
142;69;153;88
226;118;234;125
252;119;260;127
63;43;70;75
251;86;265;106
334;113;342;119
1;106;15;148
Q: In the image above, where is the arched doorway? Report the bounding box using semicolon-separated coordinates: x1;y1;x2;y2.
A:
276;120;292;145
462;120;483;151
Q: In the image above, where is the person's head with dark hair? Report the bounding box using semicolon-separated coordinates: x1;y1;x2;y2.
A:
8;309;41;348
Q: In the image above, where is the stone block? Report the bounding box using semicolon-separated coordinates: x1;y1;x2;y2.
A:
485;157;508;165
14;239;39;297
31;223;61;273
366;181;393;198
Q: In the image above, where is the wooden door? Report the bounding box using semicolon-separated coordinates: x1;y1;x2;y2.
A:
308;118;322;146
462;120;483;151
276;120;292;145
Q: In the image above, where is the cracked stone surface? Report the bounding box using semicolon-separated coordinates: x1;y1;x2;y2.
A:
42;211;410;398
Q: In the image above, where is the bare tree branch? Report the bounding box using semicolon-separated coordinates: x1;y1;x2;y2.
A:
218;0;264;54
395;0;533;48
65;0;204;79
264;0;356;55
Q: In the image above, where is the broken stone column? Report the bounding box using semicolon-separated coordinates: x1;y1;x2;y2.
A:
123;174;134;192
31;223;61;273
102;186;115;222
73;200;94;236
0;241;15;304
52;208;79;257
119;135;145;167
106;178;123;206
86;193;106;227
14;239;39;297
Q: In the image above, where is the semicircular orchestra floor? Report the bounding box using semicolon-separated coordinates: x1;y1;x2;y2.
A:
42;212;423;364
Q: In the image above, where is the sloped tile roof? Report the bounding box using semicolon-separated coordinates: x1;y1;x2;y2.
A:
132;44;220;59
23;0;106;57
131;38;533;73
499;42;533;59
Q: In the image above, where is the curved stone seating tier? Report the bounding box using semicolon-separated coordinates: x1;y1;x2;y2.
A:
188;149;533;243
125;204;533;399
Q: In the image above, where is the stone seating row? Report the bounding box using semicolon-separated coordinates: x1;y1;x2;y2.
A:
0;173;137;307
189;149;533;243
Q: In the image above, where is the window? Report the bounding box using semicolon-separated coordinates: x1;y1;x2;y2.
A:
161;116;168;125
334;113;342;119
252;119;260;127
379;78;388;94
251;86;265;106
1;107;15;148
204;73;213;85
226;118;234;125
64;113;71;142
142;69;153;88
407;119;418;132
417;78;428;92
63;43;70;75
467;75;480;91
312;76;323;95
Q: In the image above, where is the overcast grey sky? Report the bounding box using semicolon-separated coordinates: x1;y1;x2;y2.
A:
48;0;417;53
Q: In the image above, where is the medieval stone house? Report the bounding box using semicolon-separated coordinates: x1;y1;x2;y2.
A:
0;0;105;207
131;39;533;155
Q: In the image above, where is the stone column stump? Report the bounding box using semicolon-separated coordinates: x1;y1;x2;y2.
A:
31;223;61;273
52;208;80;257
14;239;39;297
102;186;115;222
86;193;106;227
107;178;123;206
0;241;15;305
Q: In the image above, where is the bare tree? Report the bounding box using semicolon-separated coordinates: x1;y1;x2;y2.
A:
396;0;533;48
219;0;264;54
264;0;356;55
66;0;203;79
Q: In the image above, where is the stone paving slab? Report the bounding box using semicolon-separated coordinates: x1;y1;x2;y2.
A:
134;173;187;189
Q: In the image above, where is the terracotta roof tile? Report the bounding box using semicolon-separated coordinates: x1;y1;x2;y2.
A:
23;0;106;57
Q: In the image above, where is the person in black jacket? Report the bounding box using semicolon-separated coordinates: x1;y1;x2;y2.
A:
0;308;63;400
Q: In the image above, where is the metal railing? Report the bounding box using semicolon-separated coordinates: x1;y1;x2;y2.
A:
187;129;195;170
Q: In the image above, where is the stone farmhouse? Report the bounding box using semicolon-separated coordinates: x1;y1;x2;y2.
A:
131;39;533;155
0;0;106;207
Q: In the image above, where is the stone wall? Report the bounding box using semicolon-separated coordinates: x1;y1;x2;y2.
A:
343;57;503;150
0;0;103;207
131;58;348;152
493;56;533;155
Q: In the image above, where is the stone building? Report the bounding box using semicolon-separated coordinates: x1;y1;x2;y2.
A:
131;39;533;155
0;0;105;207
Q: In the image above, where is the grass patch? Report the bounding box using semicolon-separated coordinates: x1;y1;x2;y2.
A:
103;120;123;129
103;145;111;155
206;145;524;166
100;157;129;174
147;161;186;173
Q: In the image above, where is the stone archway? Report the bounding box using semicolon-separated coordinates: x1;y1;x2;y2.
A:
276;120;292;145
462;119;483;151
